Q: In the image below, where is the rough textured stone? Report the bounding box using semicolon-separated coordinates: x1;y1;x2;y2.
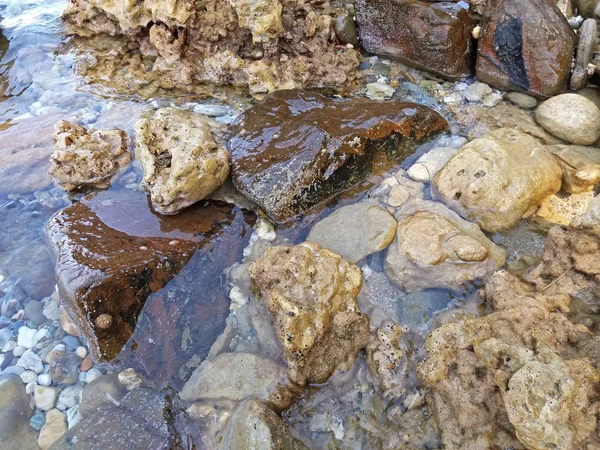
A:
0;375;38;450
547;145;600;193
50;120;130;191
535;191;596;226
134;108;230;215
50;388;203;450
50;352;82;384
229;90;447;222
38;409;67;450
476;0;576;97
306;202;397;263
536;94;600;145
221;399;310;450
34;386;60;411
571;19;598;90
366;321;407;396
433;128;563;232
249;242;370;386
356;0;474;80
46;189;249;361
63;0;360;94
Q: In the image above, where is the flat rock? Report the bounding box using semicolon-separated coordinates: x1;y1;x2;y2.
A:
46;189;251;361
306;202;397;263
356;0;474;80
536;94;600;145
547;144;600;193
505;92;538;109
38;409;67;450
476;0;576;97
229;90;447;222
433;128;562;232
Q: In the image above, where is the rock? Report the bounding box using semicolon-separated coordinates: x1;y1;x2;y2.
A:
46;189;247;361
79;374;127;418
50;388;202;449
17;349;44;374
407;147;458;183
30;411;46;431
60;307;81;337
75;346;87;359
17;326;38;349
505;92;538;109
464;82;492;103
134;108;230;215
356;0;474;80
482;92;503;107
58;384;83;409
535;191;596;226
38;373;52;387
571;19;598;90
248;242;370;386
334;9;358;47
221;399;310;450
62;335;81;351
574;0;600;17
24;300;47;325
433;128;563;232
50;120;130;191
365;82;395;100
50;352;82;384
476;0;576;97
547;144;600;193
38;409;67;450
384;201;506;292
306;203;397;263
180;352;288;404
80;355;92;371
34;385;60;411
0;375;38;450
117;368;144;391
536;94;600;145
19;370;38;384
66;405;83;429
229;90;447;222
84;368;102;384
366;322;407;396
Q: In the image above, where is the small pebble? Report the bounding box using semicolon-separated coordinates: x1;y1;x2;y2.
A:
80;355;92;372
26;381;37;395
75;346;88;359
118;368;144;391
505;92;538;109
62;335;80;350
18;327;39;349
38;373;52;386
30;411;46;431
13;345;27;357
20;370;38;384
85;368;102;383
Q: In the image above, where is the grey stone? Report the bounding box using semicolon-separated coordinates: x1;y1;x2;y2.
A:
58;384;83;408
24;300;47;325
0;375;38;450
17;349;44;374
79;374;127;417
571;19;598;90
505;92;538;109
50;352;81;384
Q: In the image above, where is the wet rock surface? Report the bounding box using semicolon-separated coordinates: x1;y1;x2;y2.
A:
0;375;38;450
355;0;474;80
476;0;576;97
229;90;448;222
547;144;600;193
135;108;230;215
433;128;563;232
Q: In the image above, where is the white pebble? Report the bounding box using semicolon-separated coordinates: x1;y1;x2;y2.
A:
85;368;102;384
229;286;248;306
25;382;37;395
12;345;26;357
36;328;50;342
255;219;276;242
17;327;38;349
20;370;38;384
2;341;17;353
34;385;60;411
38;373;52;386
75;346;88;359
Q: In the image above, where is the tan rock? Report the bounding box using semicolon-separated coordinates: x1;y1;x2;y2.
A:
536;94;600;145
134;108;230;215
366;321;407;396
38;409;67;450
535;190;595;226
547;144;600;193
433;128;562;232
60;306;82;337
230;0;284;43
248;242;370;386
50;120;130;191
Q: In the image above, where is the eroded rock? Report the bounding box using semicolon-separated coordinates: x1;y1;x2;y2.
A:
476;0;576;97
366;321;407;397
248;242;370;386
229;90;448;222
135;108;230;215
433;128;562;232
547;145;600;193
50;120;130;191
355;0;474;80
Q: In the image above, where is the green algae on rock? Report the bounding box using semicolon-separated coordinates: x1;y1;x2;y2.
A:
229;90;448;222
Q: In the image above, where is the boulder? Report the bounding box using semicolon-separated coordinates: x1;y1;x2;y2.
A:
384;200;506;292
229;90;448;222
220;399;310;450
0;375;38;450
476;0;576;97
134;108;230;215
45;189;250;361
355;0;474;80
306;202;397;263
536;94;600;145
50;120;130;191
547;145;600;193
433;128;562;232
248;242;370;386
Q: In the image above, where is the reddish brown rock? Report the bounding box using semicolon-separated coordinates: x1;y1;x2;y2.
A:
46;189;254;362
476;0;576;98
355;0;475;80
229;90;448;222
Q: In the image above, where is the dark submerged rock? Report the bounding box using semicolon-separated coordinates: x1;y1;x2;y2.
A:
355;0;475;80
476;0;576;97
229;90;448;222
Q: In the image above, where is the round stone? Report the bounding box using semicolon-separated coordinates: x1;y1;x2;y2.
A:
536;94;600;145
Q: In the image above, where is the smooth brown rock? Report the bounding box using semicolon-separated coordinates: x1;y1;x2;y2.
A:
476;0;576;97
355;0;474;80
229;90;448;222
46;188;252;361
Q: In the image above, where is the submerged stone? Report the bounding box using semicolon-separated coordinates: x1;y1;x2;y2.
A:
356;0;474;80
45;189;252;361
229;90;447;222
476;0;576;97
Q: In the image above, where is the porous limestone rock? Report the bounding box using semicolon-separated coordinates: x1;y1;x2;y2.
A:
49;120;130;191
547;144;600;193
230;0;284;43
536;94;600;145
384;199;506;292
306;202;397;263
366;321;407;397
248;242;370;386
433;128;562;232
134;108;230;215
